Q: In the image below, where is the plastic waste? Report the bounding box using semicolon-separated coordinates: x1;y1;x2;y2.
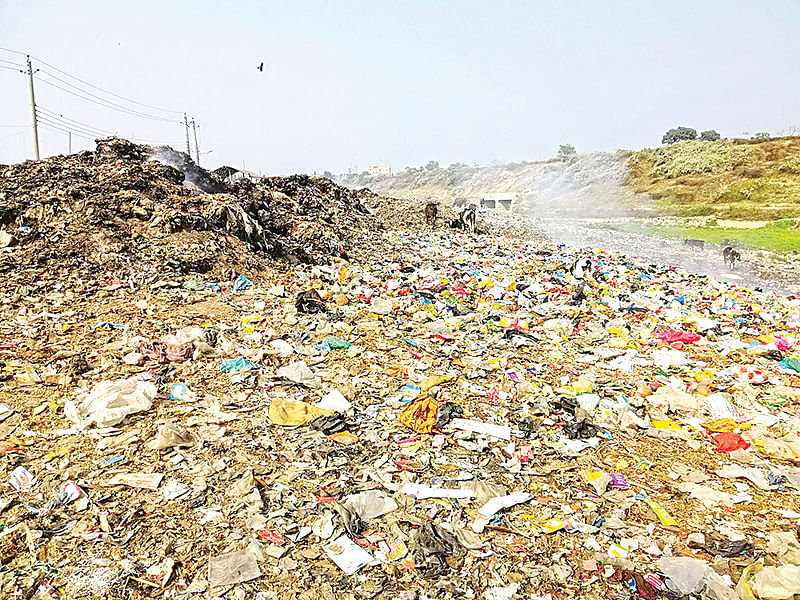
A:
322;535;374;574
65;377;156;428
149;424;195;450
658;556;709;595
753;564;800;599
207;551;261;586
413;522;464;578
295;290;327;314
342;490;398;520
276;361;321;388
232;274;251;291
269;398;333;426
219;357;261;372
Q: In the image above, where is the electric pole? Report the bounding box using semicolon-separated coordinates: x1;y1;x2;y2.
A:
68;132;72;154
26;56;40;160
191;118;200;165
183;114;191;156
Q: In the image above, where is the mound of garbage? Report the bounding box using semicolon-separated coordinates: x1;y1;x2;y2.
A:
3;145;800;600
0;138;380;284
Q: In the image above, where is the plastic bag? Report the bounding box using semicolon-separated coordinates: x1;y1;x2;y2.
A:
149;424;195;450
752;564;800;599
65;377;155;428
398;396;440;434
207;551;261;586
713;432;750;453
658;556;709;595
277;361;321;388
269;398;332;426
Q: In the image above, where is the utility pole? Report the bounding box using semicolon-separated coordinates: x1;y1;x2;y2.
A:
190;118;200;165
68;132;72;154
26;56;40;160
183;114;191;156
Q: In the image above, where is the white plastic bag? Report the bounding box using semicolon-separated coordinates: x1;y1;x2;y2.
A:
65;377;155;428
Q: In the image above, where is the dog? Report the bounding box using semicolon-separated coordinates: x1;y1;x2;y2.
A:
570;257;592;279
723;246;741;269
685;239;705;249
424;202;439;227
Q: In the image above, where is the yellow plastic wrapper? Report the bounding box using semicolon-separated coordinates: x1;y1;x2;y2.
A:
268;398;333;426
573;377;593;394
641;497;678;527
418;375;453;392
398;396;440;434
736;561;761;600
651;419;683;432
702;418;738;433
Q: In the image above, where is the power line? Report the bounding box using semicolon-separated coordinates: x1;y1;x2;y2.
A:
35;60;185;115
38;123;95;141
1;46;185;116
3;47;197;159
37;116;100;138
36;115;107;139
0;47;27;57
35;75;182;124
38;116;182;147
36;71;182;123
37;106;114;136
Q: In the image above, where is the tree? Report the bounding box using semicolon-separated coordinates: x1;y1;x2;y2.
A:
752;132;770;140
700;130;721;141
322;170;334;179
425;160;439;171
557;144;576;159
662;127;697;144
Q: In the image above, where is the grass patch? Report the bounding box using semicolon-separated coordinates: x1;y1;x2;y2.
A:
629;137;800;220
648;220;800;253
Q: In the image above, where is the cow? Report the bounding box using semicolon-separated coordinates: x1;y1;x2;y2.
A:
685;239;705;249
424;202;439;227
459;205;477;233
723;246;741;269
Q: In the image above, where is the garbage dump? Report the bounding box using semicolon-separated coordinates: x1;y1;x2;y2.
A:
0;137;380;282
1;139;800;599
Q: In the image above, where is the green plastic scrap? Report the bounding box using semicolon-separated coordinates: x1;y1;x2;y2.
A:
322;336;351;349
220;357;262;373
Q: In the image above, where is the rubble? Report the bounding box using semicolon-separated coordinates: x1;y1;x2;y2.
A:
1;139;800;599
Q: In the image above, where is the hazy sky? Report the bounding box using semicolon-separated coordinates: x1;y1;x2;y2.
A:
1;0;799;173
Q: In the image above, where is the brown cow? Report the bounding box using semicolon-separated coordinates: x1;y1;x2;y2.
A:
424;202;439;227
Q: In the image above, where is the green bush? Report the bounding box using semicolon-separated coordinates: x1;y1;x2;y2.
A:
662;127;697;144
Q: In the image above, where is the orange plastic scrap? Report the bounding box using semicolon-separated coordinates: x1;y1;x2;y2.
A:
384;366;408;379
328;431;359;445
398;396;440;434
702;418;739;433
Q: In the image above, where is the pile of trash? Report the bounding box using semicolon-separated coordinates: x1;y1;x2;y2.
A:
0;138;381;284
2;161;800;600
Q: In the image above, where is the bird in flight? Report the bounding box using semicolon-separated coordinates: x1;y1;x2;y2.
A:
257;62;264;72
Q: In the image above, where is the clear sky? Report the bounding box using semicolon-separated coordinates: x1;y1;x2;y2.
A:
1;0;799;174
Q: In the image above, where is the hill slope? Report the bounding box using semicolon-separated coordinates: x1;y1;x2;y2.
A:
338;151;650;218
628;136;800;219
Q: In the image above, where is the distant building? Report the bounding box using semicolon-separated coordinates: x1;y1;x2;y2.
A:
366;164;392;177
480;192;518;211
212;166;263;184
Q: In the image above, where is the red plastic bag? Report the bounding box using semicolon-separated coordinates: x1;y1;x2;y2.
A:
654;329;701;344
713;432;750;453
